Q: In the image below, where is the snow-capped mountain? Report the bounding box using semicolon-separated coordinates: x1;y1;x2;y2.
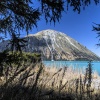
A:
25;29;100;60
0;29;100;60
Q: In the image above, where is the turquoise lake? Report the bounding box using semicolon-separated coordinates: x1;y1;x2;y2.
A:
43;61;100;75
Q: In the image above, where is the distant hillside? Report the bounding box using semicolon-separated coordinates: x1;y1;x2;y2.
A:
0;29;100;61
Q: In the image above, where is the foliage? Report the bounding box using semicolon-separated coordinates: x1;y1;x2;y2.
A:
66;0;99;13
0;50;41;64
93;23;100;46
9;34;27;52
0;50;41;75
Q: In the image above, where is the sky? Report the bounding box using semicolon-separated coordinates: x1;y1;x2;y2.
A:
24;2;100;57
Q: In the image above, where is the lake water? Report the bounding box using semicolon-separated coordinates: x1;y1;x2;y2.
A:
43;61;100;75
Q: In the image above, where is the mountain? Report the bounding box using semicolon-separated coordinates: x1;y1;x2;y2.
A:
0;29;100;61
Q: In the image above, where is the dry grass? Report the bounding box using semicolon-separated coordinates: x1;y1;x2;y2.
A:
0;61;100;100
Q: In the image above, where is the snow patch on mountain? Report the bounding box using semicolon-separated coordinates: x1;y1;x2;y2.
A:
42;30;61;60
65;37;79;50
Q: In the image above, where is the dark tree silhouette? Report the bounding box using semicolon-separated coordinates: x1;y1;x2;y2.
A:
93;23;100;46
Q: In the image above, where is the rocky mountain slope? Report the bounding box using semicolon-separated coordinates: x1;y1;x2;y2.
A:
0;29;100;61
